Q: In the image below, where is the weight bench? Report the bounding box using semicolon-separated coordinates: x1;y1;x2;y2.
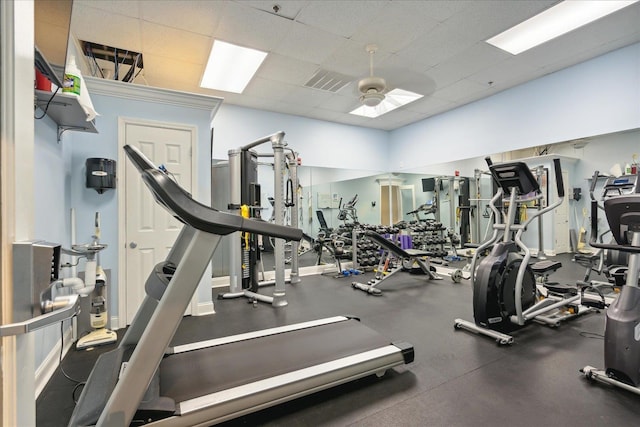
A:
352;231;442;295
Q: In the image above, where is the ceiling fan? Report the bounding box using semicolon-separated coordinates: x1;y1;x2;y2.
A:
351;44;431;117
357;44;387;107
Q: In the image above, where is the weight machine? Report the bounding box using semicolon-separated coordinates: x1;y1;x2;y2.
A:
218;132;301;306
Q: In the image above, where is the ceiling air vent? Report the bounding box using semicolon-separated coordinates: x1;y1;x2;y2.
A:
304;69;352;93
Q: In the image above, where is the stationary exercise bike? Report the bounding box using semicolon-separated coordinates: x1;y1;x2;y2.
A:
582;175;640;394
455;158;597;344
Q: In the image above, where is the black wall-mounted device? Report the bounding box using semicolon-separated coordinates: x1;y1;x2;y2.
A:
86;158;116;194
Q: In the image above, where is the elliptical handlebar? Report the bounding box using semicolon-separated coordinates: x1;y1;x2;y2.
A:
553;158;564;198
590;198;640;254
485;156;493;167
590;170;600;194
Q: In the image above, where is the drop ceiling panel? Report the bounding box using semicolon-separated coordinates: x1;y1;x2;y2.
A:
281;86;335;108
273;22;347;64
321;38;388;77
349;2;439;53
72;4;143;51
435;78;489;104
139;0;224;37
295;1;387;38
238;0;308;21
445;43;511;80
215;1;293;51
405;1;475;23
141;54;203;90
316;93;359;113
269;100;314;117
258;54;320;86
395;22;478;71
243;77;297;103
467;56;541;90
70;0;640;131
405;96;457;116
445;0;556;42
141;21;211;64
75;0;141;18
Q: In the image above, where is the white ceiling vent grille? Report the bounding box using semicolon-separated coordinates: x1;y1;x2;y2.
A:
304;69;352;93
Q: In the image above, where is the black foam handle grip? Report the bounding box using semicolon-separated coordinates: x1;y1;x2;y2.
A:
553;158;564;198
485;157;493;167
590;171;599;192
590;200;599;247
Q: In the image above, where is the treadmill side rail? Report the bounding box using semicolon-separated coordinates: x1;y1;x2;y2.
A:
167;316;351;354
147;345;409;426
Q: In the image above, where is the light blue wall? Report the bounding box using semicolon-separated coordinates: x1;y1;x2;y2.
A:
553;129;640;230
33;115;73;370
213;104;390;171
67;90;215;316
390;42;640;171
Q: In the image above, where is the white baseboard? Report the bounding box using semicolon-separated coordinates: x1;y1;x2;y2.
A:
194;301;215;316
35;326;74;398
531;249;558;257
110;316;119;331
210;263;346;291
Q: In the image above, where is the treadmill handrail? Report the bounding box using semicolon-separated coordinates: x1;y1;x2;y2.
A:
124;145;302;240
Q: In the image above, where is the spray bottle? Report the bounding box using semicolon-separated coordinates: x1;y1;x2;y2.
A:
63;55;81;96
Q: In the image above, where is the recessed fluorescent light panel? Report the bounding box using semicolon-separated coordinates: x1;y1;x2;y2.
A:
200;40;267;93
487;0;639;55
350;89;423;118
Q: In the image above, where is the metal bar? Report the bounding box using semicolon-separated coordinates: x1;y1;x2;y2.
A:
582;366;640;395
289;152;301;284
240;131;285;151
0;295;79;337
453;319;514;345
520;294;581;321
227;149;242;293
168;316;349;354
272;137;287;307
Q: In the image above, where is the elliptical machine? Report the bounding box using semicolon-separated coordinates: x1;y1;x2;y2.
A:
455;157;597;344
581;174;640;394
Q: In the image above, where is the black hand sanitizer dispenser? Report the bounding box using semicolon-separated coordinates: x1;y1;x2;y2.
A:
86;158;116;194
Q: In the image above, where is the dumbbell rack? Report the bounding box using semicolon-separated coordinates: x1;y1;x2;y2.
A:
406;220;448;258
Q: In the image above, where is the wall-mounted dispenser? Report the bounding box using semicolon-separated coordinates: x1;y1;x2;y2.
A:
86;158;116;194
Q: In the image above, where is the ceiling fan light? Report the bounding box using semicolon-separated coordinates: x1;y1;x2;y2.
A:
360;92;385;107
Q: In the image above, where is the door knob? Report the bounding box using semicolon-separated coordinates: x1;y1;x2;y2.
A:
129;242;137;249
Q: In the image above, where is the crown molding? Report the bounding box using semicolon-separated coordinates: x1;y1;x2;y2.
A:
84;76;223;118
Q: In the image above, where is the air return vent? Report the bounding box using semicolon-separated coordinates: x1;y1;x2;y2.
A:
304;69;352;93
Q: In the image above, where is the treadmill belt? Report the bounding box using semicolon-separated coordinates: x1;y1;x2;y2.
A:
160;319;390;403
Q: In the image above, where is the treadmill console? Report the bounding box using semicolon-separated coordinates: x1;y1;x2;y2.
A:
603;174;640;199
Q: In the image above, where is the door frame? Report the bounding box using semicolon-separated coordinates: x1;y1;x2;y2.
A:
117;117;198;329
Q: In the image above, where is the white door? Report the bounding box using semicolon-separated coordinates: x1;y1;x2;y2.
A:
553;171;571;253
121;120;195;325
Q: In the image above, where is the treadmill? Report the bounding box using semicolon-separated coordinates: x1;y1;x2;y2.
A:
68;144;414;426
